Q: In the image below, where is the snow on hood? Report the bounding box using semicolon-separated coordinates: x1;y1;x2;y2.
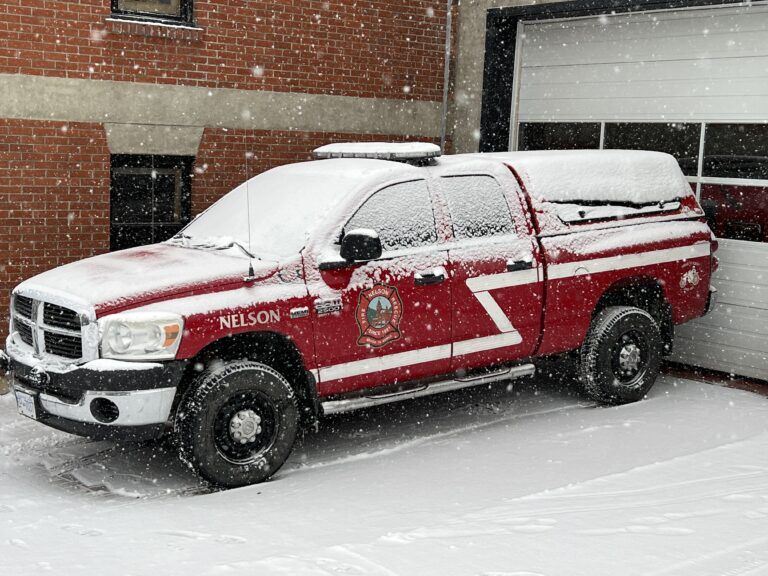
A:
16;243;276;314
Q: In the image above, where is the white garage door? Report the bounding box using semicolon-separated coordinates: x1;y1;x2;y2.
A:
510;3;768;380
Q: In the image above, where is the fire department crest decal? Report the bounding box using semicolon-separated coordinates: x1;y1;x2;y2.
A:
356;284;403;347
680;266;701;291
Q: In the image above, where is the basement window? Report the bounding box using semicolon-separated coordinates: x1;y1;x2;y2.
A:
110;155;194;251
111;0;193;25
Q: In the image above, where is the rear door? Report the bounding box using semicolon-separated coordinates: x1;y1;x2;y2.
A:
440;174;543;372
311;179;452;397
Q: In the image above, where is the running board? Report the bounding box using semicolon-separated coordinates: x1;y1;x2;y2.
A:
320;363;536;416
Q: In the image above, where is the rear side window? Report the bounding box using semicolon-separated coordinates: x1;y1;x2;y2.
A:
440;175;515;240
346;180;437;251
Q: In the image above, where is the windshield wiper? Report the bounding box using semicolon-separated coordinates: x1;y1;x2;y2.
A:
226;240;257;259
170;234;257;259
548;197;682;208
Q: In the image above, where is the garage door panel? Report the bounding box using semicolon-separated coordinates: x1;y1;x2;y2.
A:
522;29;768;68
526;5;766;37
520;57;768;87
523;10;768;65
521;75;768;103
674;301;768;380
711;240;768;309
684;303;768;339
518;6;768;123
519;95;768;123
673;332;768;381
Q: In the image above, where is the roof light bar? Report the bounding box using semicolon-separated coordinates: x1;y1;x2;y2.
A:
313;142;442;161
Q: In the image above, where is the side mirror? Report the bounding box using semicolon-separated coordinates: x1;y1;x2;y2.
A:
340;228;382;262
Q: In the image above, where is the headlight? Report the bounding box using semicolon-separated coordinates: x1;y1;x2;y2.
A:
99;312;184;361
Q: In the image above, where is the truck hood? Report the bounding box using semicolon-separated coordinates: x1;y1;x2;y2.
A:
16;243;278;315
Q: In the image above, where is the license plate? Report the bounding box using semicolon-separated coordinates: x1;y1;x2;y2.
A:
14;389;37;420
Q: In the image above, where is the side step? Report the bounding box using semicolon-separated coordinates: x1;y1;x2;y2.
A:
320;363;536;416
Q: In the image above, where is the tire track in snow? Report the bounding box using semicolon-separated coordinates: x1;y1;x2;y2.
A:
481;433;768;514
642;535;768;576
377;433;768;545
280;401;593;476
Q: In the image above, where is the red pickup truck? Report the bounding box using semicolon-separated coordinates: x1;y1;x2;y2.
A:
2;145;716;487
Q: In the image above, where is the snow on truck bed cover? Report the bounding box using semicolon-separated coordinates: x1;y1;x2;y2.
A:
487;150;692;204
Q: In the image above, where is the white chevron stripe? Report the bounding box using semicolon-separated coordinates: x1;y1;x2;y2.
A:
311;242;711;383
548;242;710;280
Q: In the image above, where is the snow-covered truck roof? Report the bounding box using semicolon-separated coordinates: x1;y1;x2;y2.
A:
182;158;421;259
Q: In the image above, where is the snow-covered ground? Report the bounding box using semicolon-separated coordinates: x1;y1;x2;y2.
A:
2;374;768;576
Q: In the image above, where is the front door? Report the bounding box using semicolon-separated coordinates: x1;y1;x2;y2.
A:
310;179;452;397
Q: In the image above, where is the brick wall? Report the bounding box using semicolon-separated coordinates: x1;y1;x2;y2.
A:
0;118;111;336
0;0;448;101
192;128;429;214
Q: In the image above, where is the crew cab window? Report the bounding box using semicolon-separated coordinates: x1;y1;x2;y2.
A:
440;175;515;240
345;180;437;251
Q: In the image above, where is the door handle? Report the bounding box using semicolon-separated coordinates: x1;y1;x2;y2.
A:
414;267;447;286
507;259;533;272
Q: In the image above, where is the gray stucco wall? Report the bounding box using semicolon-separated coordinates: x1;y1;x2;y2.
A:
0;74;442;155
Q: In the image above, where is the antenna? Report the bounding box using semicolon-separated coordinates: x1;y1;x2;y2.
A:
244;139;256;281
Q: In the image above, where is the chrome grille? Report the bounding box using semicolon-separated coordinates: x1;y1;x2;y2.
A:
45;332;83;358
14;295;33;318
14;318;33;346
43;303;81;331
11;294;84;361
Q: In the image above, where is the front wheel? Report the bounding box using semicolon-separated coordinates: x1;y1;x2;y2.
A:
580;306;662;405
175;361;299;488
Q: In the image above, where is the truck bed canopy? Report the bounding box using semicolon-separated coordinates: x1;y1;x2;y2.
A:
487;150;692;205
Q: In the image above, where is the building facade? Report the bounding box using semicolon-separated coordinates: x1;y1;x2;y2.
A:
0;0;451;337
2;0;765;380
452;0;768;379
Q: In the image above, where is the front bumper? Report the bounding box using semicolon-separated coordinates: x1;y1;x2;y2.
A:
5;340;187;441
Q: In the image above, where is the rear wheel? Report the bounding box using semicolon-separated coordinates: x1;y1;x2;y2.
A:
175;360;299;488
580;306;662;405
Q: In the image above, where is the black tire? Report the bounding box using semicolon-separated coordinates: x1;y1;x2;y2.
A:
580;306;662;405
175;360;299;488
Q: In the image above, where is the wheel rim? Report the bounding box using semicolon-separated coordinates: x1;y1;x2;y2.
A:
213;391;279;465
610;329;649;386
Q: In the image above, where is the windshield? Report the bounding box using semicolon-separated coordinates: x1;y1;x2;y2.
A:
174;161;367;259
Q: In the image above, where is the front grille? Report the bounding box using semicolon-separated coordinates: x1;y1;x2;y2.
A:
44;303;81;331
14;319;33;346
45;332;83;359
11;295;85;361
14;295;33;319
